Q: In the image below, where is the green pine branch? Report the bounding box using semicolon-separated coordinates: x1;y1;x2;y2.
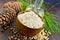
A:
44;11;60;34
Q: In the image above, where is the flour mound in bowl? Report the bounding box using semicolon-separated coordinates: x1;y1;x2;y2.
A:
17;11;44;29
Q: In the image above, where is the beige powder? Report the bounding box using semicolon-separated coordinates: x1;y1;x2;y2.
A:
17;11;44;28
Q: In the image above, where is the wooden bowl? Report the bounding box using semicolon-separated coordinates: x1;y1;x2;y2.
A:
16;11;44;37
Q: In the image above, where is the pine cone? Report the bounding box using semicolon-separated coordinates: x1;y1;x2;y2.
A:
0;26;10;32
8;27;50;40
0;8;16;26
3;1;22;12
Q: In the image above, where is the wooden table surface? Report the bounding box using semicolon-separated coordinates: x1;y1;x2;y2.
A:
0;0;60;40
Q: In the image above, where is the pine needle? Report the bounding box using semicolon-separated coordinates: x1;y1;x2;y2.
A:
44;11;60;34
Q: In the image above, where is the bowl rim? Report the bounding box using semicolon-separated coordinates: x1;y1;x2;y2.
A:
17;11;44;30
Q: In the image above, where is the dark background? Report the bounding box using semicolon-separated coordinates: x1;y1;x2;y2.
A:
0;0;60;40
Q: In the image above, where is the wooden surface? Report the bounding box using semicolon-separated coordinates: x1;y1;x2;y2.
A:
0;0;60;40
